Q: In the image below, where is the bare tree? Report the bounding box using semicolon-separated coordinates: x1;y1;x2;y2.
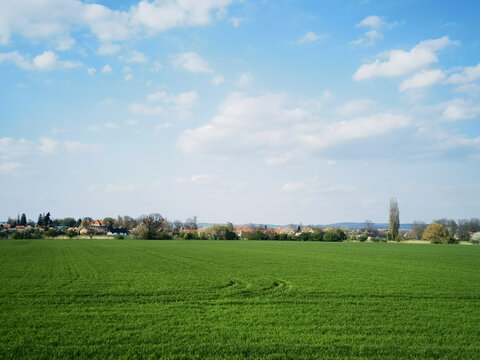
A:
411;221;427;240
184;216;198;230
389;198;400;240
364;220;376;234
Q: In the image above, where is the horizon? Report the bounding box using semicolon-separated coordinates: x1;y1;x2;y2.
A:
1;0;479;224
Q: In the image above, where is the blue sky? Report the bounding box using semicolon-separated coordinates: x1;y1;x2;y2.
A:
1;0;479;224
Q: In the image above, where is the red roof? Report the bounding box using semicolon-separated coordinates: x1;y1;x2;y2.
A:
234;226;252;233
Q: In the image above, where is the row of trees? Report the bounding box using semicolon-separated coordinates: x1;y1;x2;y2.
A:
411;218;480;241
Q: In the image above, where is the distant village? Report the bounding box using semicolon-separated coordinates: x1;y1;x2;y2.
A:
1;212;479;244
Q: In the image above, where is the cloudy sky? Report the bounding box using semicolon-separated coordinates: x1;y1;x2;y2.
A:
1;0;480;225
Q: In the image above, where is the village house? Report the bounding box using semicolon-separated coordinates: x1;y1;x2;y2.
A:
233;226;252;237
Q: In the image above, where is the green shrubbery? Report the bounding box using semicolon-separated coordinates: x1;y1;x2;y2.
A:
423;223;451;244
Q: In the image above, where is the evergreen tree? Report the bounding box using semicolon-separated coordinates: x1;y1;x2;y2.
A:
37;214;44;226
43;212;51;227
20;213;27;227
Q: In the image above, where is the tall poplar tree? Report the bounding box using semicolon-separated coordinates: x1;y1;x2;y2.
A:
389;198;400;240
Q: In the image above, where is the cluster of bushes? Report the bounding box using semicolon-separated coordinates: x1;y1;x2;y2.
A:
189;227;348;242
0;228;72;239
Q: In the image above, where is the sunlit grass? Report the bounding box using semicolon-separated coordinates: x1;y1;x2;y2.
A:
0;239;479;359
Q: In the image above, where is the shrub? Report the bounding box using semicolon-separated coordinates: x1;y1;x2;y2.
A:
244;231;269;241
156;232;173;240
311;229;324;242
182;232;198;240
297;232;311;242
423;223;451;244
358;234;368;242
323;228;347;242
66;230;77;238
114;234;125;240
45;229;58;238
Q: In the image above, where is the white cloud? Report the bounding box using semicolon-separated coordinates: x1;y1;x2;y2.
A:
129;103;164;115
0;162;24;176
441;99;480;122
177;92;411;161
64;141;103;153
87;67;96;75
97;42;122;55
358;15;385;29
39;137;58;153
296;31;327;44
130;90;198;118
0;136;102;160
230;17;245;28
105;122;117;129
0;0;234;49
120;50;148;63
176;174;215;184
172;51;212;73
211;75;225;85
353;36;457;80
102;64;113;73
446;63;480;85
235;72;255;87
56;37;75;51
154;122;173;133
334;99;377;116
0;50;80;71
0;0;81;45
130;0;232;31
152;61;162;72
351;15;398;46
125;119;139;126
399;69;446;92
124;74;133;81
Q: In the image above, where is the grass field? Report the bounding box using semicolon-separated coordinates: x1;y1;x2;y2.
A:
0;239;479;359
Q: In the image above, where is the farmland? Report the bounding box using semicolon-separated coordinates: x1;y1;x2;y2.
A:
0;239;479;359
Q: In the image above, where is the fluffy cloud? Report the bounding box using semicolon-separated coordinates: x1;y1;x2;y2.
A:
441;99;480;122
446;63;480;85
351;15;384;46
296;31;327;44
0;0;233;47
0;162;24;176
399;69;446;92
129;90;198;118
0;50;80;71
334;99;377;116
172;51;212;73
177;92;411;161
211;75;225;85
235;72;255;87
229;17;245;28
353;36;457;80
97;43;122;55
119;50;148;63
0;0;80;45
351;15;399;46
0;137;102;160
101;64;113;73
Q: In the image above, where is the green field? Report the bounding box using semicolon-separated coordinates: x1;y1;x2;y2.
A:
0;240;479;359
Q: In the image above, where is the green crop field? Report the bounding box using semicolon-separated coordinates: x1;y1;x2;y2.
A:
0;239;479;359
